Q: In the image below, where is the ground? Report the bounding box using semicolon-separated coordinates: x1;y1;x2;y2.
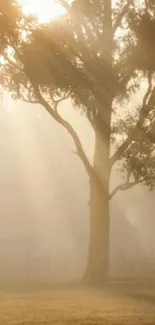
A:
0;285;155;324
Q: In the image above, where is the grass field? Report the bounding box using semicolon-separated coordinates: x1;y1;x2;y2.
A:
0;286;155;324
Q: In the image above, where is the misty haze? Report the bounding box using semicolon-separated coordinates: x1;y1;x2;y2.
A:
0;92;155;283
0;0;155;324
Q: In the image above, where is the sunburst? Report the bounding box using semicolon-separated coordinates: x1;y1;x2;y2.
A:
19;0;66;22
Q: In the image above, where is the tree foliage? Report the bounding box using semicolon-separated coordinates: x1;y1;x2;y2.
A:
0;0;155;195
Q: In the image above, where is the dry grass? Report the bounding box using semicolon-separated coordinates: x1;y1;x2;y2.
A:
0;287;155;324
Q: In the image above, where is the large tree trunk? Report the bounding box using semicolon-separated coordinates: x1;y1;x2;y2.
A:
85;180;110;285
84;118;111;285
82;0;113;285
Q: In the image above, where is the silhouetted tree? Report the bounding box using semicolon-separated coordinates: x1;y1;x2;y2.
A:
0;0;155;284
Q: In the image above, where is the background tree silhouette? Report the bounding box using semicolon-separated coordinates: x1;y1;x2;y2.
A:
0;0;155;284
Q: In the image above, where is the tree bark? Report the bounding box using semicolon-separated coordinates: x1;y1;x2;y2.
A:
84;180;110;285
84;115;111;285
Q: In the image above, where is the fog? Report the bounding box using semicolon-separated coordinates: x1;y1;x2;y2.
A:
0;92;155;284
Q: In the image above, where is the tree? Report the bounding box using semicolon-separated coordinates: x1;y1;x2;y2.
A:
0;0;155;284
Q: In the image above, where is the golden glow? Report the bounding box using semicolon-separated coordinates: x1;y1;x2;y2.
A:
19;0;66;22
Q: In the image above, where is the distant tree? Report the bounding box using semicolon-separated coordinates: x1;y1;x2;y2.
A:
0;0;155;284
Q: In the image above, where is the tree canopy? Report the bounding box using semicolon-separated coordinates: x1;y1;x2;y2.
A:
0;0;155;195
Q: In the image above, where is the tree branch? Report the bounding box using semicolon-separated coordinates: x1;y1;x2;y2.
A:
53;91;71;109
6;38;104;189
19;93;39;104
110;73;153;169
32;85;105;190
109;178;143;200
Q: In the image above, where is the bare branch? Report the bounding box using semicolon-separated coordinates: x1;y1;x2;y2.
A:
19;94;39;104
53;91;71;111
15;83;39;104
109;178;143;200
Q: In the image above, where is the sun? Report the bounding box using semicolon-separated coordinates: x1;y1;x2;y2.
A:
19;0;66;23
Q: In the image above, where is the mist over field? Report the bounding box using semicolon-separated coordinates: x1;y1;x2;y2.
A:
0;94;155;284
1;1;155;322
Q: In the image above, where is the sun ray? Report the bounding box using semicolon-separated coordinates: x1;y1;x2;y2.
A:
18;0;66;23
